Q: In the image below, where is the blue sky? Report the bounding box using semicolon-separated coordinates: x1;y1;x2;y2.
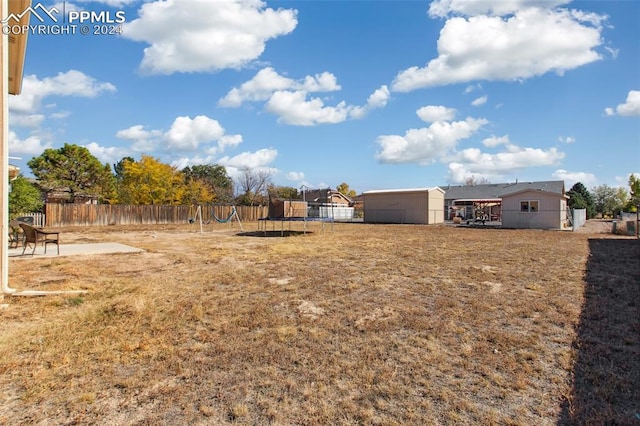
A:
6;0;640;194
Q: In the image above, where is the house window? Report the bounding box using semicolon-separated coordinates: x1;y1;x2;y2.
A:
520;200;539;213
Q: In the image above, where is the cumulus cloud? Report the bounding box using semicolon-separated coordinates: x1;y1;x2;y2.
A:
117;115;242;155
446;143;566;184
217;148;279;180
286;171;305;181
220;67;389;125
265;91;351;126
122;0;297;74
392;6;605;92
428;0;571;18
376;116;488;165
552;169;597;187
116;124;164;152
604;90;640;117
8;130;52;156
83;142;131;165
416;105;456;123
9;70;116;115
482;135;510;147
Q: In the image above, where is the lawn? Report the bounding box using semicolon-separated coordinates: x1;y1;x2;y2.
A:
1;222;638;425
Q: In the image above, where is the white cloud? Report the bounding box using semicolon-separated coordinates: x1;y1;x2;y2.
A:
286;171;305;181
9;70;116;114
349;85;391;120
558;136;576;144
605;90;640;117
428;0;571;18
456;145;565;172
471;95;487;106
446;144;565;184
552;169;597;187
116;124;164;152
482;135;510;147
9;114;45;128
218;67;341;107
117;115;242;154
265;91;351;126
221;67;389;125
376;117;488;165
8;130;52;156
218;148;277;169
217;148;279;180
83;142;130;165
122;0;297;74
416;105;457;123
165;115;225;151
392;7;604;92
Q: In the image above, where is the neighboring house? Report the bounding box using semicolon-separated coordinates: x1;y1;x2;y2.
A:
303;188;354;220
442;180;565;221
302;188;353;207
501;189;570;230
44;188;99;204
362;187;445;224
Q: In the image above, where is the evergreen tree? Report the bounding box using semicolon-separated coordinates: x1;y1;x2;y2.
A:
567;182;595;218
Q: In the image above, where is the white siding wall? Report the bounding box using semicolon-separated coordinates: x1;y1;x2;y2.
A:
501;190;565;229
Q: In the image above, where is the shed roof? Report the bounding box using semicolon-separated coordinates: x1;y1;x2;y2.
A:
442;180;564;200
363;187;444;195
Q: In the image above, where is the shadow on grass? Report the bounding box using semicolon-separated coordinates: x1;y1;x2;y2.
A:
559;238;640;424
236;230;312;238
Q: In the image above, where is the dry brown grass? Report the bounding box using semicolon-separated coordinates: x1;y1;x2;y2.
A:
0;221;638;425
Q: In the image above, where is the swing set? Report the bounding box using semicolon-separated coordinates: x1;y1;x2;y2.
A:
189;205;244;233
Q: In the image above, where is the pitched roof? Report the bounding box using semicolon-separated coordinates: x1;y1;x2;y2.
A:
442;181;565;200
363;187;444;195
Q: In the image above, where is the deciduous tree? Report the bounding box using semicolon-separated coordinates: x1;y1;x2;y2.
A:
117;156;185;205
336;182;357;198
236;167;272;206
182;164;233;202
9;175;43;217
591;184;624;217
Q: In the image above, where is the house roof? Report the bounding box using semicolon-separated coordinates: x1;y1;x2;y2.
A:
501;188;569;199
303;189;353;204
442;180;564;200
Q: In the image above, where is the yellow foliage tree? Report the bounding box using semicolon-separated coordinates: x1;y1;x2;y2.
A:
117;156;186;205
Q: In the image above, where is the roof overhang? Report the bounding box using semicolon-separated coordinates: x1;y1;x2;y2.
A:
8;0;31;95
453;198;502;203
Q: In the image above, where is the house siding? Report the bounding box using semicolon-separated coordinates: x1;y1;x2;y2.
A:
501;190;567;229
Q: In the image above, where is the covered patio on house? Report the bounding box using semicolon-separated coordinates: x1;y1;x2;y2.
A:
449;198;502;224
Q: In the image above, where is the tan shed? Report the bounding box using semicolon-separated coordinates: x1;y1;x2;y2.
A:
363;187;445;224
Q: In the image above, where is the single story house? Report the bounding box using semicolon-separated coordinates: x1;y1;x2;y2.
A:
362;187;445;224
442;180;565;222
501;188;570;230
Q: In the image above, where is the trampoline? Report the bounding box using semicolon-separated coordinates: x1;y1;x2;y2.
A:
258;216;334;236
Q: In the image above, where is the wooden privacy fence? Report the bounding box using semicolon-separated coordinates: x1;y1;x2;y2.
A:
45;204;269;227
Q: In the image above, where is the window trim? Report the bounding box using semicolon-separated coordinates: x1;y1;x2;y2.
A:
520;200;539;213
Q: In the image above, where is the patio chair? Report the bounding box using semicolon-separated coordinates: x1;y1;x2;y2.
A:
9;220;24;249
19;223;60;256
